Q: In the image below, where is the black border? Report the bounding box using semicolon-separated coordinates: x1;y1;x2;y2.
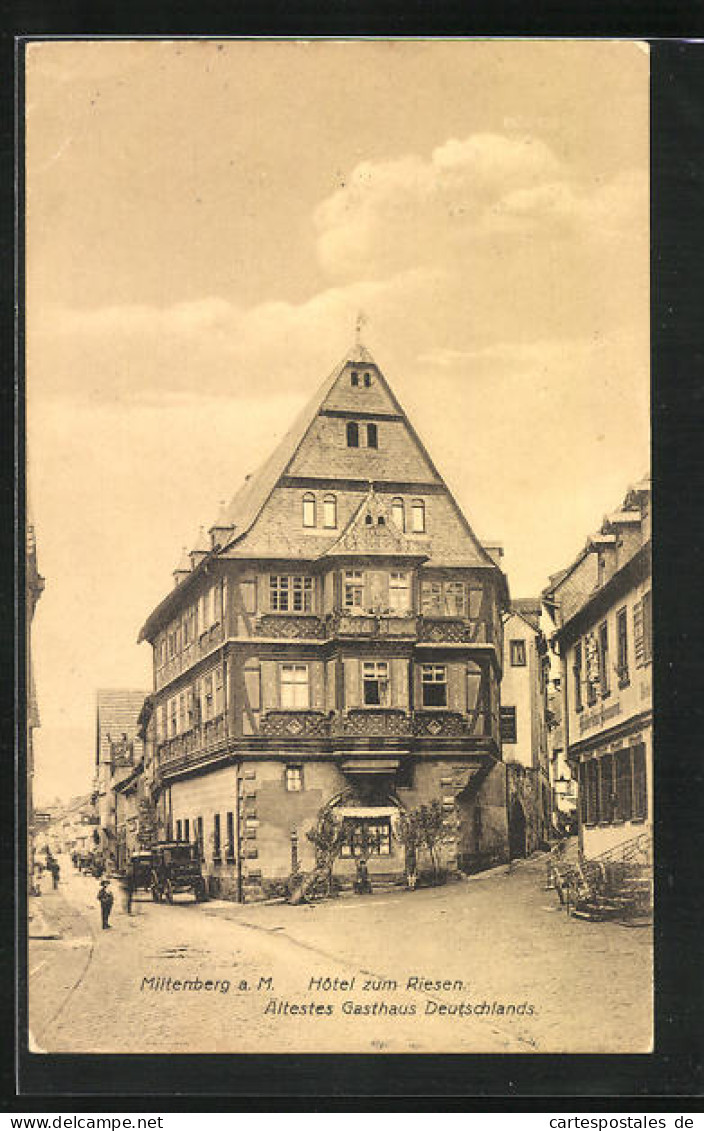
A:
7;28;704;1107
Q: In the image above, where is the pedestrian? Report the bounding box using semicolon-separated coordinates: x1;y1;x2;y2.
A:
97;879;114;930
121;872;133;915
50;859;60;889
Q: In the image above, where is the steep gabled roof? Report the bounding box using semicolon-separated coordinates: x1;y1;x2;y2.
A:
95;689;149;766
218;346;364;551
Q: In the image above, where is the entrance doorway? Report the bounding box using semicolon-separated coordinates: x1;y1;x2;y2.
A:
508;799;527;859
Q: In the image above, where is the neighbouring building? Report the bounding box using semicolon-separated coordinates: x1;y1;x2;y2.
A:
93;689;149;869
500;599;552;857
542;478;652;860
138;341;512;900
26;506;45;890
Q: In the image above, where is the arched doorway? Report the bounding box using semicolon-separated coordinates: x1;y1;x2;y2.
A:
508;799;527;860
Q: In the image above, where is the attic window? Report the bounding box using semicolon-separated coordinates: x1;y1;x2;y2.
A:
351;371;359;387
364;372;372;387
346;422;359;447
302;493;316;528
377;516;385;526
411;499;426;533
365;514;373;525
367;423;378;448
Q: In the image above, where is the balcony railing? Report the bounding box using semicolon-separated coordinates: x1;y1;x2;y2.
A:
254;614;326;640
332;709;413;738
157;717;228;767
260;710;330;738
417;616;493;645
414;710;487;738
326;611;417;638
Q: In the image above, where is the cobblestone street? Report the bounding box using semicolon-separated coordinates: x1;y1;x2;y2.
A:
28;852;652;1055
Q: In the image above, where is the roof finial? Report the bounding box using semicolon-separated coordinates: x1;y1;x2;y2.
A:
355;310;368;349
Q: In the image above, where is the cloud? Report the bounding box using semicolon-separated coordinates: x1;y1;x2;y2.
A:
314;132;647;283
30;268;437;405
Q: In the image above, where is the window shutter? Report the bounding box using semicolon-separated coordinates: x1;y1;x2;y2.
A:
633;600;644;666
242;660;261;735
448;663;464;712
310;662;324;710
344;659;361;708
466;663;484;735
391;658;409;708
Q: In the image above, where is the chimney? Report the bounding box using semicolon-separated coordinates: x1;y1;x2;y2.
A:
208;499;235;550
173;546;191;587
482;541;504;566
189;526;210;571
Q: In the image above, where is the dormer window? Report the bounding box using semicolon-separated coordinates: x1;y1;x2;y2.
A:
364;372;372;387
323;494;337;529
351;371;359;387
302;493;316;528
367;423;378;448
346;421;359;447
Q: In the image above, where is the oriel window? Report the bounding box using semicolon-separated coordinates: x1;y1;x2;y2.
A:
421;664;448;707
363;661;390;706
280;663;310;709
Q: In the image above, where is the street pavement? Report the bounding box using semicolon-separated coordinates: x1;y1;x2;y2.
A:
28;852;652;1054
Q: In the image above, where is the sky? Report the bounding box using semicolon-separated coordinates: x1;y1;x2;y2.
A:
25;39;650;804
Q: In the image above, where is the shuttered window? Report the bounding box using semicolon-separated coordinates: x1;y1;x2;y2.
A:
615;748;633;821
584;760;599;824
573;642;583;712
633;600;644;666
500;705;517;743
632;743;648;819
599;621;610;696
598;753;615;823
642;591;652;663
617;607;629;686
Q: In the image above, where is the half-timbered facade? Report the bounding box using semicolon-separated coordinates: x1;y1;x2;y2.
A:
139;344;511;899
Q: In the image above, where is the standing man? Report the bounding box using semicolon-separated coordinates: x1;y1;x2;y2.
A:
97;879;114;930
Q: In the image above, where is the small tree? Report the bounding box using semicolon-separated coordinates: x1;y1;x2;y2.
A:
397;801;448;885
288;808;345;904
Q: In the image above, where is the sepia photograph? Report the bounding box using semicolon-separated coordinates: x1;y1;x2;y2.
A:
24;37;652;1057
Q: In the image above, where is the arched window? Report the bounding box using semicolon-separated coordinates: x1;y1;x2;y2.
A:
366;423;378;448
323;494;337;529
411;499;426;533
302;493;316;528
363;372;372;387
346;421;359;447
391;497;405;531
351;371;359;387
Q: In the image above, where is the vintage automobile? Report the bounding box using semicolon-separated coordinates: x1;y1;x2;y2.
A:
126;850;156;898
150;841;206;903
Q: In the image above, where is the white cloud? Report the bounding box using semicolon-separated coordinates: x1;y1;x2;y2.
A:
314;131;647;284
